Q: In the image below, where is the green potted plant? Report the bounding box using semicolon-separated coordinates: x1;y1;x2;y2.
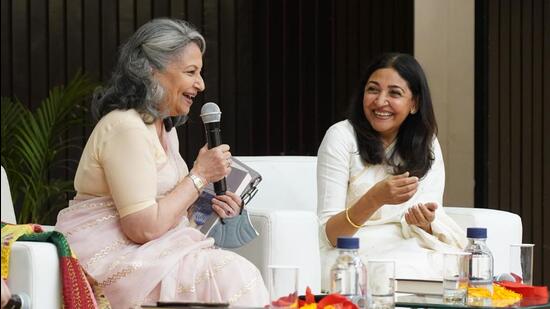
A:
1;71;96;224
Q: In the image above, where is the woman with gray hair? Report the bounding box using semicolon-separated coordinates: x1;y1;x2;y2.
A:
55;18;268;308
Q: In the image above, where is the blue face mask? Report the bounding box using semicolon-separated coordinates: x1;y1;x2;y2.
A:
208;209;258;249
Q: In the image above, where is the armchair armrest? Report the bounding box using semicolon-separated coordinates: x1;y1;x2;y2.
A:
445;207;522;275
231;209;321;294
7;241;62;309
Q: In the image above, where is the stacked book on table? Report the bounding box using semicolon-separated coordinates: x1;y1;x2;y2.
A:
395;277;443;295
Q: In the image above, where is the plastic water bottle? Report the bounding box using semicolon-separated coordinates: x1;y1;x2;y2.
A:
465;227;494;306
5;293;31;309
330;237;367;307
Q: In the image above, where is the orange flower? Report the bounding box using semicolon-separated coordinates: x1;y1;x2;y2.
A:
293;287;358;309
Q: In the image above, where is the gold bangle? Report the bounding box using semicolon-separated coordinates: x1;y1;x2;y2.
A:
345;207;363;229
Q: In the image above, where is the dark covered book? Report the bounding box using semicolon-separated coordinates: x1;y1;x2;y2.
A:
188;157;261;236
142;300;229;308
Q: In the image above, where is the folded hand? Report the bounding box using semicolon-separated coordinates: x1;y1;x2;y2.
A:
405;202;437;234
368;172;419;206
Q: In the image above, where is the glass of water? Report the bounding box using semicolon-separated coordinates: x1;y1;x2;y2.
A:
510;244;534;286
268;265;299;308
367;259;395;309
443;252;471;304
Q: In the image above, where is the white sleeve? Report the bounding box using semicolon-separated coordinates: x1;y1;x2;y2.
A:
317;123;355;247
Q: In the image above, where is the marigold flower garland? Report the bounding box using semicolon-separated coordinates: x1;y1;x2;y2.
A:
467;283;522;307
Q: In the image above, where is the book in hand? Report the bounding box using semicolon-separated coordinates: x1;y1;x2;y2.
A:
189;157;261;237
395;277;443;295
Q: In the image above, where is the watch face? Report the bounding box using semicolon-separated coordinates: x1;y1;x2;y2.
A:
196;177;205;188
190;173;205;190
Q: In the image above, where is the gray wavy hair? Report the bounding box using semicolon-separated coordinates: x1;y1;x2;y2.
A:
91;18;205;124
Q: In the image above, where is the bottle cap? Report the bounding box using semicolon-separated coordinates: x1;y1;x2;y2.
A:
467;227;487;238
336;237;359;249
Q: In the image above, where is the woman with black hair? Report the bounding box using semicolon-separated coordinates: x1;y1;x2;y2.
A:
317;53;467;288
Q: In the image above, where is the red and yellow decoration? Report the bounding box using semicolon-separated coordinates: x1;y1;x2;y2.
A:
467;284;522;307
272;287;358;309
1;222;99;309
467;280;549;307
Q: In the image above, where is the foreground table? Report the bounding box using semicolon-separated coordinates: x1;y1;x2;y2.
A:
396;293;550;309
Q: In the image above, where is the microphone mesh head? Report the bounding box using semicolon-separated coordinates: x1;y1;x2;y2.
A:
200;102;222;123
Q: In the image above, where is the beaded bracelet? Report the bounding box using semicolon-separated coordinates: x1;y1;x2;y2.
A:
345;207;364;229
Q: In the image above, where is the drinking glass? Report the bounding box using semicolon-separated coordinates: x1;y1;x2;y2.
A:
510;244;534;286
367;259;395;309
442;252;470;304
268;265;299;308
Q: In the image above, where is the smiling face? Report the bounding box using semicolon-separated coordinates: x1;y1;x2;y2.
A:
363;68;417;146
154;42;205;116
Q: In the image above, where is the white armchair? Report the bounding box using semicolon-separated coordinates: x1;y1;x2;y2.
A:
1;166;62;309
232;156;523;294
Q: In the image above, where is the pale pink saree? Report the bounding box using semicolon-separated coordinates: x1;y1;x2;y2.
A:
55;129;268;308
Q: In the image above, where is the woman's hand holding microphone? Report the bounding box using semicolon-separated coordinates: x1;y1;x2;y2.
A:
191;144;241;219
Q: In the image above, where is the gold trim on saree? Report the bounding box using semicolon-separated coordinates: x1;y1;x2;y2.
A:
176;253;237;295
107;252;130;272
85;239;132;269
98;262;142;288
65;214;119;237
62;200;115;214
99;240;197;289
227;273;262;304
156;239;190;258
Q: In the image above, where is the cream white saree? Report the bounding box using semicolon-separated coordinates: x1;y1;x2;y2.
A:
317;120;468;289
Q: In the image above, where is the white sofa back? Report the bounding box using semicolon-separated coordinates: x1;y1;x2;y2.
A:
237;156;317;212
233;156;321;293
1;166;17;224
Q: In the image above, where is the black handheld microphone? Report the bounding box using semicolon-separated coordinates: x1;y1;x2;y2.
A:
200;102;227;195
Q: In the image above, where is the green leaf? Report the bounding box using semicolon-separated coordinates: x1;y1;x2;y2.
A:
1;71;97;224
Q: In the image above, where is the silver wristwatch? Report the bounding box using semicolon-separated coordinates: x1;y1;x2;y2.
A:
188;172;206;193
